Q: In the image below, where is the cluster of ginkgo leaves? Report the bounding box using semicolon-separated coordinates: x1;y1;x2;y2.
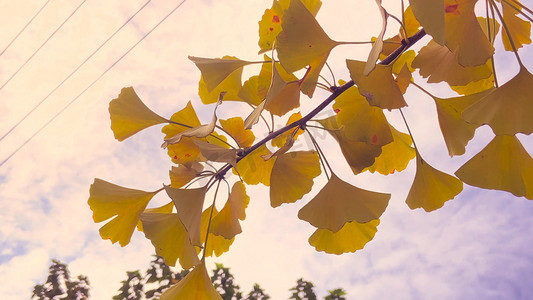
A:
88;0;533;298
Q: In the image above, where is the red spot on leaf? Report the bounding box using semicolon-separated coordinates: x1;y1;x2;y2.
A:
334;108;340;114
372;134;378;144
185;153;191;157
269;27;274;32
173;155;178;159
445;4;459;14
272;15;280;23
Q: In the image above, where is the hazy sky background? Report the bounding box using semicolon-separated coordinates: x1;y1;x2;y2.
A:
1;0;533;299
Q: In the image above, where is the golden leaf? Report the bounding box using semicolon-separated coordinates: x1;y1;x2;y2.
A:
109;87;168;141
159;261;222;300
88;179;159;247
198;56;243;104
455;135;533;199
137;201;174;232
501;0;531;51
165;186;208;247
200;206;234;258
233;145;275;186
189;56;254;92
193;140;238;168
462;66;533;135
270;151;321;207
169;163;204;189
139;213;200;269
406;156;463;212
210;182;250;239
363;125;416;174
346;60;407;110
298;173;390;232
309;219;380;255
219;117;255;148
276;0;339;97
409;0;445;43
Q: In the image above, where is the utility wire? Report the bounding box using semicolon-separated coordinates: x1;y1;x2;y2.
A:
0;0;52;58
0;0;188;168
0;0;88;92
0;0;153;143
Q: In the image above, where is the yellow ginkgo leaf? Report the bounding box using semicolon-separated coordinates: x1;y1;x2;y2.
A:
450;74;495;95
159;261;222;300
462;66;533;136
189;56;255;92
409;0;445;44
395;64;412;94
199;57;243;104
139;213;200;269
163;98;223;148
199;206;234;258
309;219;380;255
243;101;266;130
403;6;422;37
137;201;174;232
434;88;493;156
412;40;493;86
406;155;463;212
167;138;204;167
258;0;322;53
391;50;417;75
332;84;393;146
264;64;301;117
501;0;531;51
317;117;383;175
210;182;250;239
455;135;533;200
270;151;321;207
346;60;407;110
364;0;388;75
239;56;274;106
219;117;255;148
88;179;160;247
194;140;238;168
271;112;304;148
444;0;494;67
298;173;390;232
109;87;168;141
363;125;416;174
165;186;208;247
169;163;204;189
233;145;275;186
276;0;340;97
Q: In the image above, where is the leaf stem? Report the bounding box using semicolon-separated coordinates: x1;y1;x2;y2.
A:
490;0;524;67
307;130;332;179
201;179;221;261
410;80;436;98
399;108;420;155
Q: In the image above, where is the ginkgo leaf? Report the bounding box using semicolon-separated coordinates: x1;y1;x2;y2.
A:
450;74;495;95
317;117;383;175
165;186;207;247
263;63;301;117
163;98;223;148
239;56;274;106
412;40;493;86
233;145;275;186
271;112;304;148
403;6;422;37
219;117;255;148
194;140;238;167
406;155;463;212
200;205;235;257
363;125;415;174
444;0;494;67
169;163;204;189
455;135;533;200
390;50;417;75
243;101;266;130
210;182;250;239
365;0;388;75
189;56;255;92
258;0;322;53
434;88;493;156
270;151;321;207
395;64;412;94
332;84;393;146
462;66;533;135
109;87;168;141
298;173;390;232
88;179;159;247
137;201;174;232
276;0;340;97
139;213;200;269
159;261;222;300
309;219;380;255
501;0;531;51
346;60;407;110
199;56;244;104
162;101;203;166
409;0;445;43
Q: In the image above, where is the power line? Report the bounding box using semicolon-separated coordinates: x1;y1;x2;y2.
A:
0;0;88;92
0;0;52;58
0;0;153;143
0;0;188;168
